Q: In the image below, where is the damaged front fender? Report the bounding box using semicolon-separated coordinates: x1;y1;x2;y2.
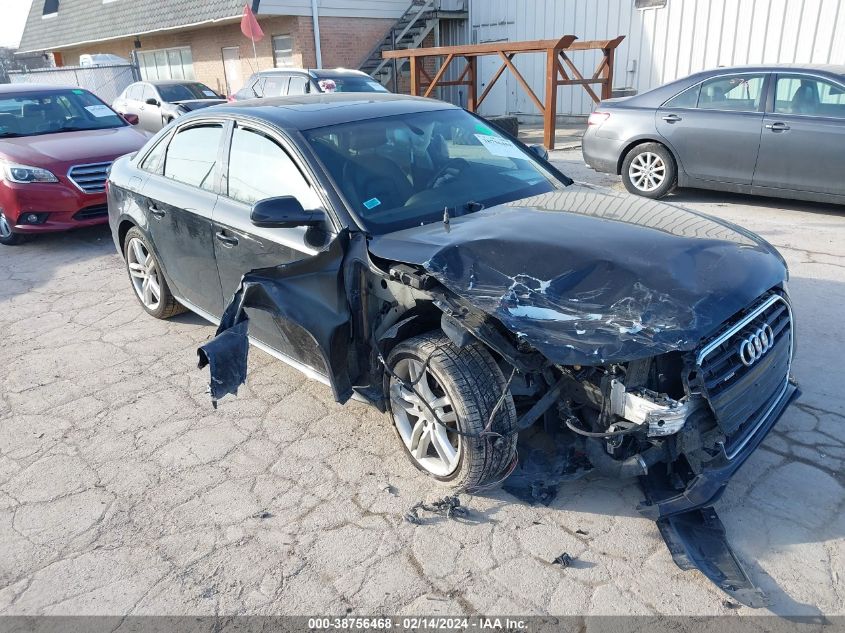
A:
198;231;356;404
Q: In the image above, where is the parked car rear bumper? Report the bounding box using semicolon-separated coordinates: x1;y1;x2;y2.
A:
0;181;109;234
582;130;624;174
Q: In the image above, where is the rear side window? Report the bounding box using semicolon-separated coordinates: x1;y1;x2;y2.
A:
773;75;845;118
697;74;766;111
227;126;321;208
262;75;289;97
164;124;223;191
663;84;700;109
287;75;309;95
139;133;170;174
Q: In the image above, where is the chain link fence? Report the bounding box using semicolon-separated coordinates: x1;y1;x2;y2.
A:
8;62;140;104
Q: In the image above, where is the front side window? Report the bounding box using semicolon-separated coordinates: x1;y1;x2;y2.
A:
304;108;559;234
126;83;142;100
318;76;389;93
0;88;125;137
141;84;157;103
773;75;845;118
697;74;765;111
227;126;321;208
163;124;222;191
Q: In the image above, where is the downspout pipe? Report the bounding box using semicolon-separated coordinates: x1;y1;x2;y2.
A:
311;0;323;69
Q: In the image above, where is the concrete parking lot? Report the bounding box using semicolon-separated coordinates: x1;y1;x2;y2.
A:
0;148;843;618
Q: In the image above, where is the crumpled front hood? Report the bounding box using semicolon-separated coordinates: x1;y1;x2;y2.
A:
368;185;788;365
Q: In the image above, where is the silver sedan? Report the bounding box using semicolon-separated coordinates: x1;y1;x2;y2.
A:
582;64;845;204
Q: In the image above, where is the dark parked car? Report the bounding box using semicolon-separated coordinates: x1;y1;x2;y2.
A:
112;80;225;133
0;84;147;245
583;64;845;204
231;68;388;101
108;94;797;605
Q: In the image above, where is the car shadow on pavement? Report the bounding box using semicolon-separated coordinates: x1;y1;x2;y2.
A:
0;225;116;302
666;188;845;217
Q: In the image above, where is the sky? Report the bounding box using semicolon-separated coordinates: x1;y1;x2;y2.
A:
0;0;34;48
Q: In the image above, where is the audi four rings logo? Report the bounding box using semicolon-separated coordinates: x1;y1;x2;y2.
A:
738;323;775;367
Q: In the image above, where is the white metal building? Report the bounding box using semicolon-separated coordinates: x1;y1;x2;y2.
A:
459;0;845;117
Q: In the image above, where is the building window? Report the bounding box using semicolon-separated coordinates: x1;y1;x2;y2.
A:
137;47;195;81
273;35;294;68
43;0;59;17
635;0;666;8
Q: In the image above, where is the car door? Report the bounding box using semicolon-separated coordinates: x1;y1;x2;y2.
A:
212;120;335;373
656;72;769;185
118;83;142;118
139;83;163;132
142;121;226;316
753;73;845;196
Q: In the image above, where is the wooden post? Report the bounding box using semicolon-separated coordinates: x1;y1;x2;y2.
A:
543;48;558;150
466;56;477;111
602;45;615;100
409;56;420;96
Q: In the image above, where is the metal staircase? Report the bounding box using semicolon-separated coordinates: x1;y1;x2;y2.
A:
358;0;467;89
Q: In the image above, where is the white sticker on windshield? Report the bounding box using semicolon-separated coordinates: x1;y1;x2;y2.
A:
85;104;114;118
202;90;217;97
474;133;525;159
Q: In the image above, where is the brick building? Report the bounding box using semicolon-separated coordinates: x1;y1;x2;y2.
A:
16;0;416;96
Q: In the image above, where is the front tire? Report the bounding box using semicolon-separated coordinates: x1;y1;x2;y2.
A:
385;332;517;491
123;226;185;319
621;142;677;199
0;214;25;246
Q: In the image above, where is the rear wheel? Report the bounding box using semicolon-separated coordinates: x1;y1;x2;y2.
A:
385;332;517;491
621;142;677;199
0;213;25;246
123;227;185;319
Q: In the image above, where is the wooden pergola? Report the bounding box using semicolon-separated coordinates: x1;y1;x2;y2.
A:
382;35;625;149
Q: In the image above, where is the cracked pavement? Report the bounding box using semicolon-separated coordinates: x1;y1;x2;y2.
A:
0;148;843;617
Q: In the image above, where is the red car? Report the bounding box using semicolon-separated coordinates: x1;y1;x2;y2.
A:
0;84;148;245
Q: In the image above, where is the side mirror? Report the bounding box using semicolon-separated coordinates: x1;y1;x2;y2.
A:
145;98;159;106
122;113;139;125
529;144;549;161
250;196;325;229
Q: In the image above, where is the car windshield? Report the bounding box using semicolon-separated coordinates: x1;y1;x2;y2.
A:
304;108;560;234
0;89;125;137
157;83;221;102
317;76;389;93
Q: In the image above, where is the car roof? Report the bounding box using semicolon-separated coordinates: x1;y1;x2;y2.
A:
0;83;81;94
144;79;206;86
253;67;372;79
196;93;455;130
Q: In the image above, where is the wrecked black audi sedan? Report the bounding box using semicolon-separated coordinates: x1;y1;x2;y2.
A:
108;93;798;603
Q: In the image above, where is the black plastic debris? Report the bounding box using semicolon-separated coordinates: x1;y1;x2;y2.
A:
552;552;573;568
657;506;768;608
250;510;273;520
405;495;468;525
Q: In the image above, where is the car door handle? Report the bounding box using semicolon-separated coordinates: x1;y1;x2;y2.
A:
148;204;165;218
662;114;682;122
215;231;239;247
765;122;790;131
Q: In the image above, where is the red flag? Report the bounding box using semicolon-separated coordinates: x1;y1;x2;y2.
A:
240;3;264;42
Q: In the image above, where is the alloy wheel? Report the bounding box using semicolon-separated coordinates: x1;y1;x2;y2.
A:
0;214;12;239
389;358;461;477
126;237;162;310
628;152;666;192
